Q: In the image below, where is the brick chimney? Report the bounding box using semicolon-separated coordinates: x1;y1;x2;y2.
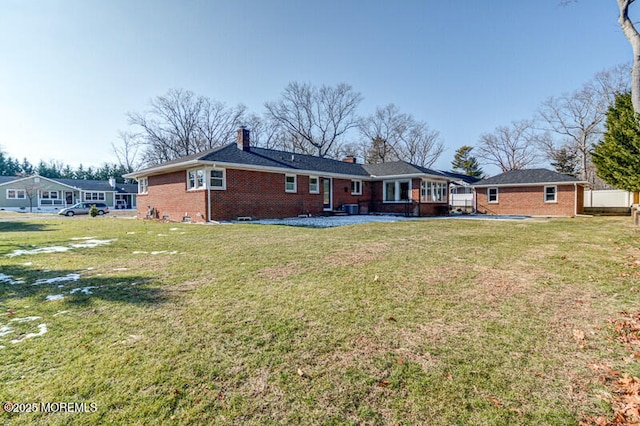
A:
342;155;357;163
237;127;250;151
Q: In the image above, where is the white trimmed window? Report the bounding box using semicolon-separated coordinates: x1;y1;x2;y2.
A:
138;177;148;194
420;180;447;202
210;168;226;190
384;180;411;202
488;187;498;203
285;175;297;193
544;185;557;203
41;191;59;199
187;169;206;190
309;176;319;194
351;180;362;195
7;189;26;199
85;192;105;201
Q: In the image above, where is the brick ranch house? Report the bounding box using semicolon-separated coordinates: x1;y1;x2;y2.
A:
474;169;587;217
124;128;451;222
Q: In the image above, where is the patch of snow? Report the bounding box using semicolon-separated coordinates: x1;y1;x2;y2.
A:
6;239;116;257
150;250;178;255
34;273;80;285
23;262;33;266
113;267;128;271
243;214;531;228
0;326;14;337
10;316;41;323
7;246;71;257
45;294;64;301
69;239;116;249
157;234;168;237
126;232;136;235
69;236;97;240
53;311;69;316
169;228;180;231
0;273;25;285
132;251;148;254
10;324;47;343
69;286;98;295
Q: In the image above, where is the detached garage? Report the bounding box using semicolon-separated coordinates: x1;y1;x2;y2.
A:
474;169;587;217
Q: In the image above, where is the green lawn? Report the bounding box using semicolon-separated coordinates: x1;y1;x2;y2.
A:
0;215;638;425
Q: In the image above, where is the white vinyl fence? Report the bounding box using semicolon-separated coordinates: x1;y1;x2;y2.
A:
450;193;474;209
584;190;633;208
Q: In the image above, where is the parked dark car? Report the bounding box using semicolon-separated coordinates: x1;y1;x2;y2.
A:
58;203;110;216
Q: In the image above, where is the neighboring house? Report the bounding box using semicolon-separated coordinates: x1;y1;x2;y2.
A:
439;171;481;212
473;169;587;217
0;175;138;212
124;128;451;222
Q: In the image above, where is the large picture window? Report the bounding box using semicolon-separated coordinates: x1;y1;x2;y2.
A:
420;181;447;202
383;180;410;202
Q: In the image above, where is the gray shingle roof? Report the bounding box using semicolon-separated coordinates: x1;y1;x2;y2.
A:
0;176;18;185
55;179;138;193
362;161;446;178
439;171;481;185
474;169;583;186
202;144;371;176
128;143;451;181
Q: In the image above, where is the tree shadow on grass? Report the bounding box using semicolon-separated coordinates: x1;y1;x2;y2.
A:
0;265;167;307
0;221;58;233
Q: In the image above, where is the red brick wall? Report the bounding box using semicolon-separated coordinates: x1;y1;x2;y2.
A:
138;169;376;222
135;171;207;222
475;184;581;216
367;178;448;216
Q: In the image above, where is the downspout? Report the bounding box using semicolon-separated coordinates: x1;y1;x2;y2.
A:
574;183;577;217
207;185;211;222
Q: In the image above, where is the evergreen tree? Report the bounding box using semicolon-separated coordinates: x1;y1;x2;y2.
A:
592;92;640;191
550;146;579;176
451;145;483;177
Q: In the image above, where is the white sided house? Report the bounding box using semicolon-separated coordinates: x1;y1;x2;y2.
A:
0;175;138;213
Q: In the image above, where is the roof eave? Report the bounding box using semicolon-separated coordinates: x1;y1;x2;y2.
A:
474;181;588;188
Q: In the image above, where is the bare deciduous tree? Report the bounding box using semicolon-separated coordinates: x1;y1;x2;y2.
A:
359;104;444;167
538;64;630;181
617;0;640;113
128;88;246;165
360;104;407;163
264;82;363;158
399;122;444;168
477;120;545;172
111;131;142;173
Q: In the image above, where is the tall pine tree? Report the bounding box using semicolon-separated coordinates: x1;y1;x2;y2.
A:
451;145;483;177
592;92;640;191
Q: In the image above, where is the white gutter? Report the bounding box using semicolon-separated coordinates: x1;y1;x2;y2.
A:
207;185;211;223
474;181;588;188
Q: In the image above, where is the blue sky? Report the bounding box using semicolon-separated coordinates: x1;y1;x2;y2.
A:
0;0;631;172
